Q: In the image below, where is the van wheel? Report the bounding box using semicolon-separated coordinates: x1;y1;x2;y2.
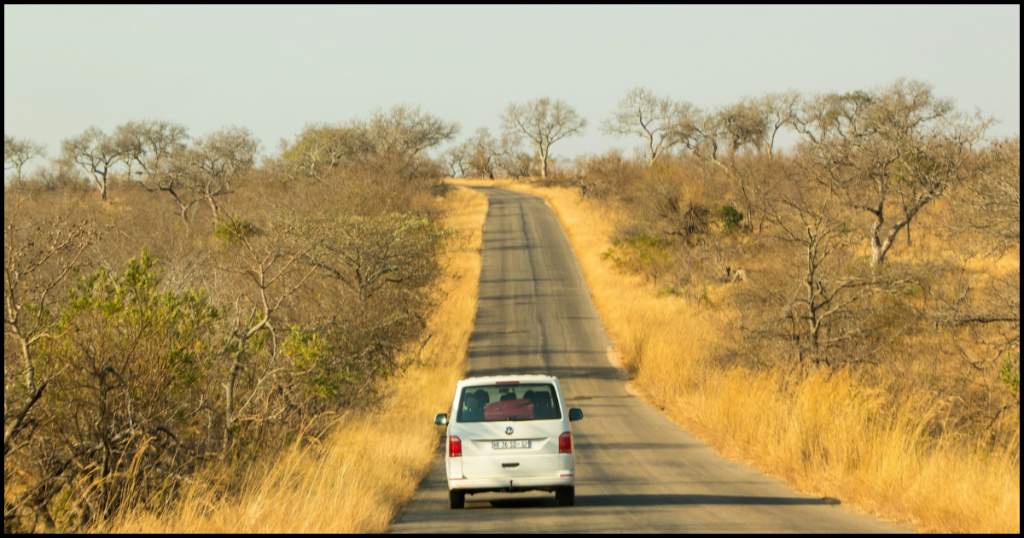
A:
556;486;575;507
449;490;465;509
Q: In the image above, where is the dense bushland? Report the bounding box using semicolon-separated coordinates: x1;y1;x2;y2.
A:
106;187;488;533
4;107;459;532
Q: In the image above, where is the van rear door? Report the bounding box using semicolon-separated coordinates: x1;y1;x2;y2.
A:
457;419;563;479
453;382;566;480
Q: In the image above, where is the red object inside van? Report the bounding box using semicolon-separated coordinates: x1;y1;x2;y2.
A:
484;399;534;421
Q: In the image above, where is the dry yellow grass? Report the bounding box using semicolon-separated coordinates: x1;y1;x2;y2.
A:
109;186;488;533
467;177;1019;534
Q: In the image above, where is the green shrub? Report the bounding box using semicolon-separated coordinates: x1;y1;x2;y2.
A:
603;233;672;283
283;327;360;401
1001;352;1020;399
717;203;745;233
31;249;221;526
214;217;261;243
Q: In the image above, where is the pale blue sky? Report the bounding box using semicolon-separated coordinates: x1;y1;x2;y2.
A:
4;5;1020;167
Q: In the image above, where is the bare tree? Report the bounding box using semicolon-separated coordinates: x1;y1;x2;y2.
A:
950;136;1020;251
364;105;459;166
940;266;1020;371
718;99;769;156
794;79;991;266
4;199;98;410
4;200;100;527
686;107;726;167
113;120;188;181
757;91;801;157
602;88;696;165
279;123;371;182
762;182;872;367
463;127;504;179
146;127;259;226
298;212;441;302
113;120;193;223
215;216;317;452
495;133;532;179
501;97;587;178
60;127;123;202
149;149;204;225
4;135;47;181
943;137;1020;384
442;141;470;178
189;127;260;225
715;92;800;159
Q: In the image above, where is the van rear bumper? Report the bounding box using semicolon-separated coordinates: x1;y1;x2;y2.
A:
448;475;574;492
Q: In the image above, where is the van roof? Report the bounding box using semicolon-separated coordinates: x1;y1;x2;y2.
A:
457;374;558;386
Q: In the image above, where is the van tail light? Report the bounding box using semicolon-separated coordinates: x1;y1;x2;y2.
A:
559;431;572;454
449;435;462;457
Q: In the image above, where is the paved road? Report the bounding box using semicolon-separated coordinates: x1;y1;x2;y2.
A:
390;186;907;533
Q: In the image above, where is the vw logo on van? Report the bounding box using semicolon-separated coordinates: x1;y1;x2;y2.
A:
505;426;514;436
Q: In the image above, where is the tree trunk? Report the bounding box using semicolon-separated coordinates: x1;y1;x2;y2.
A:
540;147;549;179
223;359;239;454
869;201;923;266
206;196;220;225
19;336;35;394
870;216;906;267
870;228;887;267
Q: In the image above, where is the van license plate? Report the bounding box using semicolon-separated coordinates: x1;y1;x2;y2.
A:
492;440;531;449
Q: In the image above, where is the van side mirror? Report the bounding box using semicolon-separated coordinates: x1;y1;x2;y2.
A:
434;413;449;426
568;408;584;422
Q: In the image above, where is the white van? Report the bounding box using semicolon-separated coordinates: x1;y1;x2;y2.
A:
434;375;584;509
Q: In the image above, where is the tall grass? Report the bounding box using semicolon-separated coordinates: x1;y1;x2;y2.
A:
473;178;1019;534
109;186;487;533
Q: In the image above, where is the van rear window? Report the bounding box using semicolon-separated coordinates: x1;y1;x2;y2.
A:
456;384;562;422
